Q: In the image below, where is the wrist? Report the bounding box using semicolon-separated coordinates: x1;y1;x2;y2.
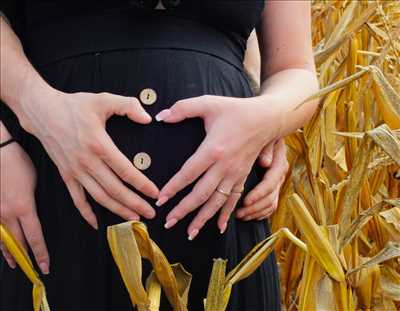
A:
15;73;60;133
250;94;286;139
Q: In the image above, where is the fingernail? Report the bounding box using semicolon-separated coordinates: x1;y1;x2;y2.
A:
128;215;139;221
262;154;272;164
188;229;199;241
146;210;156;219
7;260;16;269
155;109;172;122
39;262;49;275
220;222;227;234
156;195;169;207
91;220;99;230
236;212;244;218
164;218;177;229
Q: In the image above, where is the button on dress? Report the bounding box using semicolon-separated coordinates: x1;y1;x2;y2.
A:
0;1;281;310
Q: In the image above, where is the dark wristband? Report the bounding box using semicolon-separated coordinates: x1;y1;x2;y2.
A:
0;138;16;148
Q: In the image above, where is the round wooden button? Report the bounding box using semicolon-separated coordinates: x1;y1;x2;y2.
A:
139;88;157;105
133;152;152;170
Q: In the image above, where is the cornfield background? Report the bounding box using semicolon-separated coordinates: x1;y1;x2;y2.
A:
272;0;400;310
1;1;400;311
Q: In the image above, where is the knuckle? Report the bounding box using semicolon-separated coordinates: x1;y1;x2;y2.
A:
97;92;111;101
86;138;105;156
201;94;212;102
209;145;225;161
76;153;92;170
196;191;211;205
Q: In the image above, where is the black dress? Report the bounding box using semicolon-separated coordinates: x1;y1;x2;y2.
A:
0;1;281;310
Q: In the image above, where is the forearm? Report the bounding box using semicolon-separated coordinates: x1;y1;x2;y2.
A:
0;16;54;130
256;68;320;138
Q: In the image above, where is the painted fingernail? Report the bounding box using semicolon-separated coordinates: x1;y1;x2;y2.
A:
220;222;227;234
188;229;199;241
39;262;49;275
155;109;172;122
164;218;178;229
156;195;169;207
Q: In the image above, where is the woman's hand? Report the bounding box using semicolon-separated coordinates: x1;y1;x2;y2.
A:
18;87;160;228
155;95;283;239
237;139;288;221
0;141;50;275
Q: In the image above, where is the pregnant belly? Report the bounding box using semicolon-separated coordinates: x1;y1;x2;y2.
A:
98;49;253;184
37;48;256;226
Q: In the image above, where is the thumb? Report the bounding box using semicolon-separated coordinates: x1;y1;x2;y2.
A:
155;96;211;123
258;141;275;167
99;93;152;124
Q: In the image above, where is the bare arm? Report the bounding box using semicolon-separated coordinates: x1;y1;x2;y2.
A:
155;1;320;238
256;0;319;137
0;17;51;129
0;15;161;227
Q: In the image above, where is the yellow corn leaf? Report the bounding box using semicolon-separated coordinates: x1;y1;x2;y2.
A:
203;228;307;311
339;201;385;249
294;67;370;111
146;272;161;311
338;133;374;240
380;266;400;301
289;194;345;282
380;206;400;232
355;261;381;311
204;259;228;311
315;275;337;311
347;242;400;276
370;65;400;129
367;124;400;165
0;224;50;311
107;221;192;311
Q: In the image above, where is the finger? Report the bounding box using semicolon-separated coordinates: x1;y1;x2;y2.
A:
155;96;212;123
157;140;221;206
243;142;287;206
64;178;98;229
87;158;152;214
0;242;16;269
187;178;235;240
237;189;279;219
78;174;144;220
19;210;50;275
217;178;246;233
258;141;275;167
244;195;279;221
0;219;26;269
164;164;224;228
96;131;159;199
99;93;152;124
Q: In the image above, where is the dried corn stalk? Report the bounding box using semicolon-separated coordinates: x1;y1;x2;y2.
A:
107;221;192;311
0;224;50;311
274;1;400;309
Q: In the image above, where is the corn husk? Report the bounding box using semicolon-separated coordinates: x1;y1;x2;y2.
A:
0;224;50;311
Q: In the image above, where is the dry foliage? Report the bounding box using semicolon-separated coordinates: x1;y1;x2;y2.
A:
273;1;400;310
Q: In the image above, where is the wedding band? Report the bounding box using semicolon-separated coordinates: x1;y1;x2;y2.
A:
231;187;244;194
216;188;231;197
